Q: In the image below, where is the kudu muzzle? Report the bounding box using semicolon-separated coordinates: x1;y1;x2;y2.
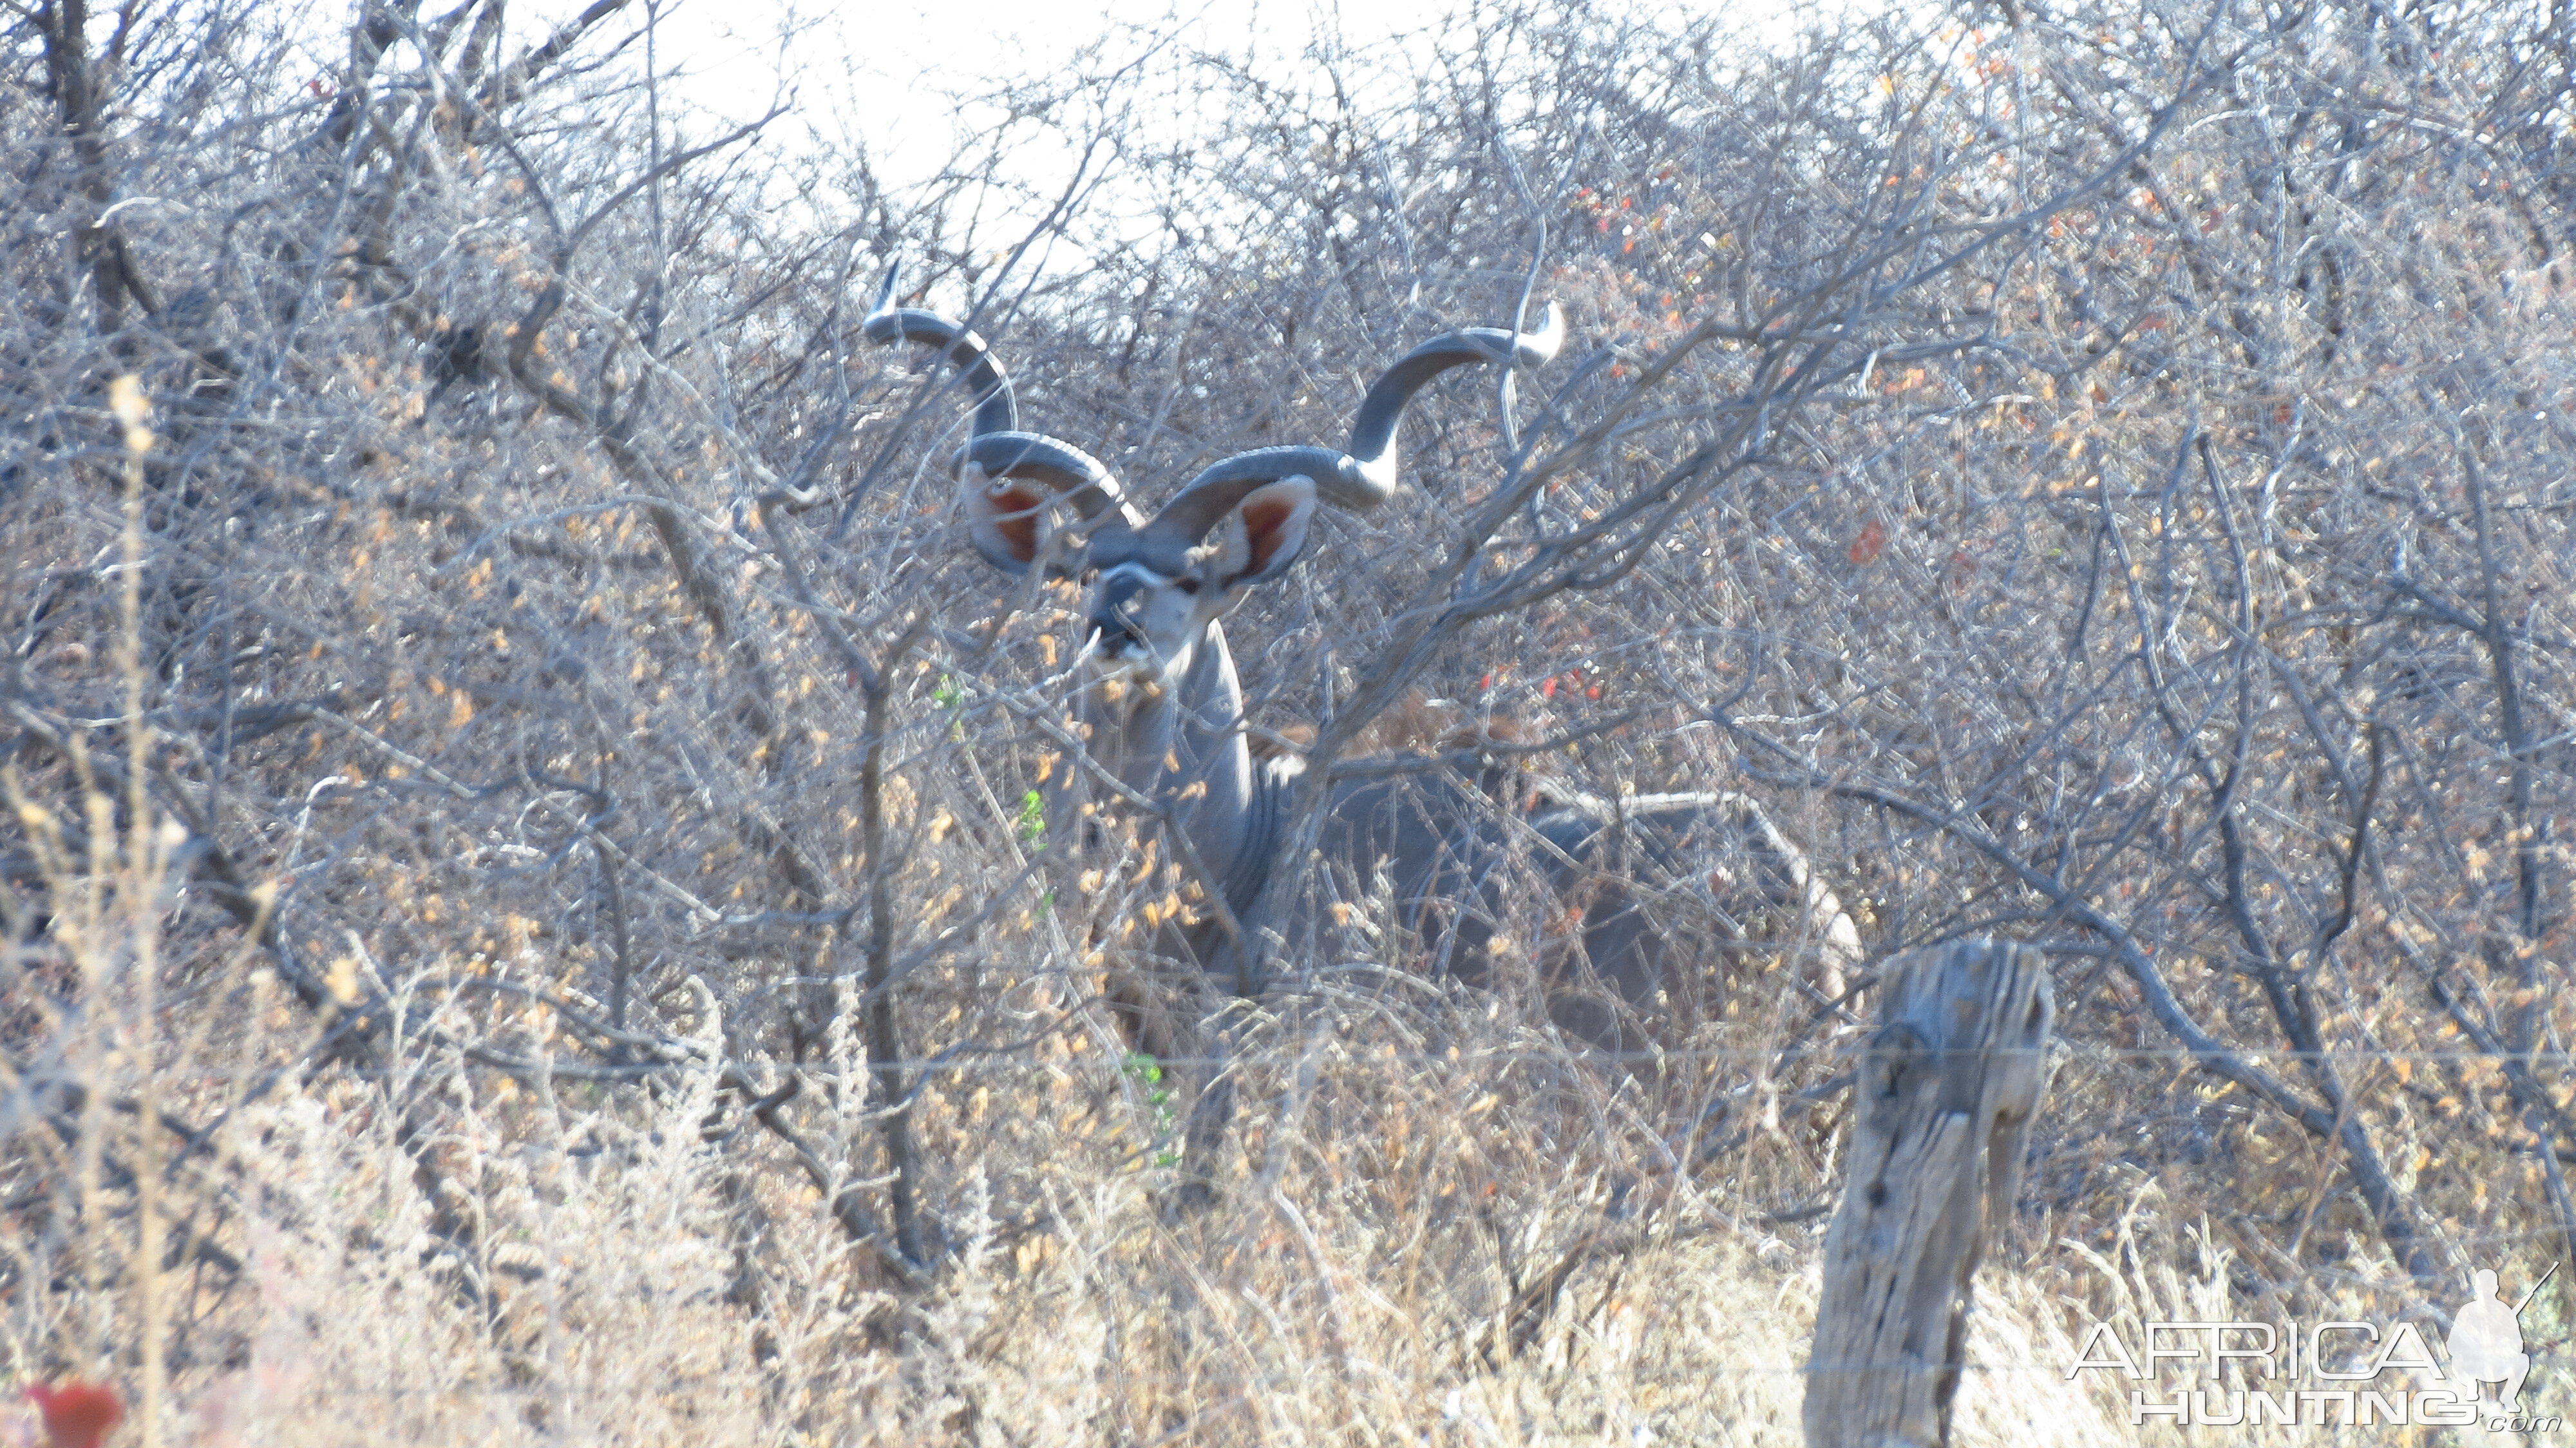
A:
1088;569;1159;659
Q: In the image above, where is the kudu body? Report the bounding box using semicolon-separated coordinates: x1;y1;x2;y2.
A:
867;271;1859;1056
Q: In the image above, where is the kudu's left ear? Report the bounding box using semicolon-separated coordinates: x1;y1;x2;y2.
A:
1213;477;1318;589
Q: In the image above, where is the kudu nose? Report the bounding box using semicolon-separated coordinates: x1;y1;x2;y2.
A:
1090;613;1150;656
1089;576;1153;656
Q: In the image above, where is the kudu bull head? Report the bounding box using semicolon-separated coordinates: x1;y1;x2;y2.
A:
864;265;1562;700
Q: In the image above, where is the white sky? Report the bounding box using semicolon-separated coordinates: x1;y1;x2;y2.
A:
558;0;1486;188
509;0;1825;285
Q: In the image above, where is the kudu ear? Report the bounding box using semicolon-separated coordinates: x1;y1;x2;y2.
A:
957;462;1046;574
1211;477;1318;589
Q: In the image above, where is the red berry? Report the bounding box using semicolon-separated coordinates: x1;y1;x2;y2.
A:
28;1380;124;1448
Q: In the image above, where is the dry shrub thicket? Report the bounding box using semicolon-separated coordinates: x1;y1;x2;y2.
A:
3;0;2571;1441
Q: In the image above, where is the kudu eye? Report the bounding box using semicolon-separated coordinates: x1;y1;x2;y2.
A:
1173;577;1202;596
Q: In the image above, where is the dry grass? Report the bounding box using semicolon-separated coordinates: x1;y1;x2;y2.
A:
7;821;2524;1445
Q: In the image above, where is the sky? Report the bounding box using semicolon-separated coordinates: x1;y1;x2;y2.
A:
507;0;1826;289
537;0;1484;189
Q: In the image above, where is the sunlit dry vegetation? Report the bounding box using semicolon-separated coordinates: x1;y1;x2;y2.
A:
3;0;2571;1440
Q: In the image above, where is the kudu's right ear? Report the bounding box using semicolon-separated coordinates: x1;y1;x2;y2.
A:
958;462;1047;574
1212;476;1318;589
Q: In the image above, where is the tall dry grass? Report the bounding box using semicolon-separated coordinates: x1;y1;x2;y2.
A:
4;778;2501;1443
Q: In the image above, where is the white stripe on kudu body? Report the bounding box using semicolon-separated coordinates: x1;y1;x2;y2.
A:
867;265;1861;1056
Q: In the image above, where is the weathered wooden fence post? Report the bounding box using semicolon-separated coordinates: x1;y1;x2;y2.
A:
1803;939;2054;1448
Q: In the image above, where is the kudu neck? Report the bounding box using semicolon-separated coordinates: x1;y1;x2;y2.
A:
1078;621;1269;910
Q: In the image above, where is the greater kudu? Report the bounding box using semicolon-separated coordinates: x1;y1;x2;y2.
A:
866;269;1861;1060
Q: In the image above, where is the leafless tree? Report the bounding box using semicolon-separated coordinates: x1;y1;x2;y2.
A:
2;0;2568;1420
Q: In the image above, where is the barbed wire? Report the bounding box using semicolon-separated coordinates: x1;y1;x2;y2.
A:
11;1043;2576;1080
0;1363;2362;1398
